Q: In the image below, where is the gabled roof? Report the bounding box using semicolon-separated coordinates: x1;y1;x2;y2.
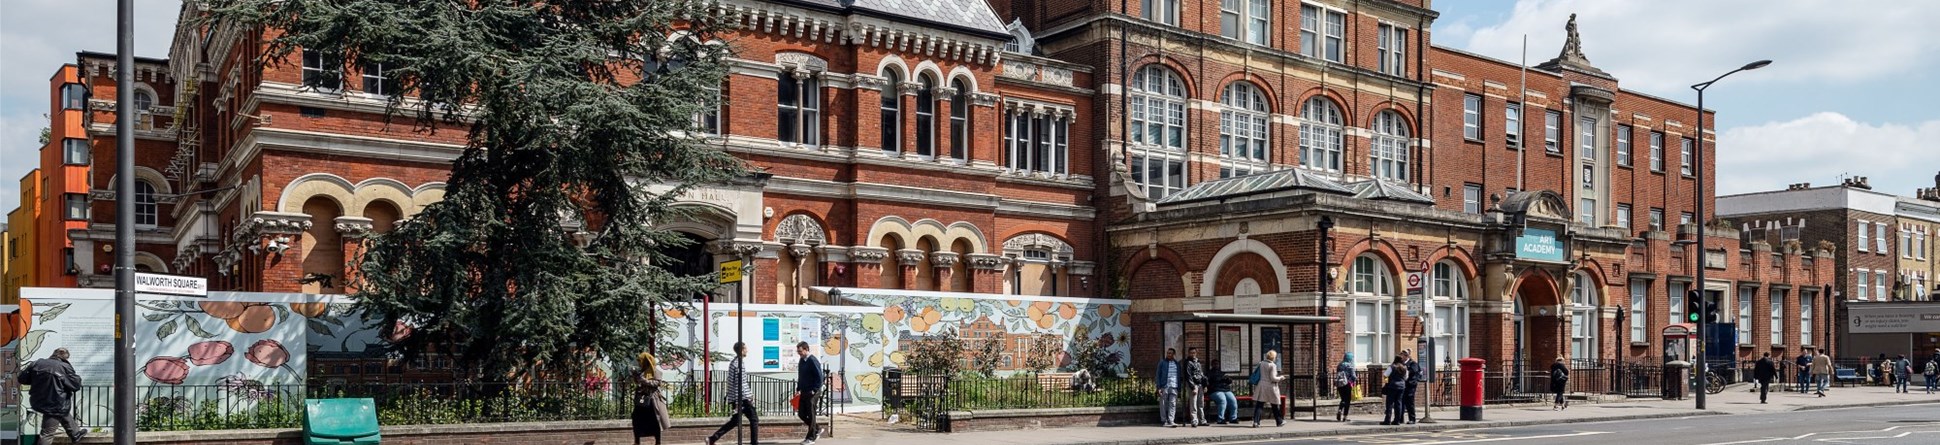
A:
1158;168;1354;205
1345;179;1436;204
785;0;1008;37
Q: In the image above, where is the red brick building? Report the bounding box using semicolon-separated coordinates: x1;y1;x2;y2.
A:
3;1;1839;386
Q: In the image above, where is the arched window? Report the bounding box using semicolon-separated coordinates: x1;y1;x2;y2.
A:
915;74;937;158
1569;271;1599;361
1129;65;1187;199
1430;261;1470;370
134;180;159;228
950;79;969;161
134;88;156;129
880;69;903;153
1219;82;1270;178
1370;110;1410;181
1348;254;1395;365
1300;97;1344;172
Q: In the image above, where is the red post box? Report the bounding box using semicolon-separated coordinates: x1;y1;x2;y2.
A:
1458;357;1486;421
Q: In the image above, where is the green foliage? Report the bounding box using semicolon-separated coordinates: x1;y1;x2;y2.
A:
1067;334;1114;378
198;0;745;381
970;337;1003;377
905;326;968;376
136;396;305;432
941;374;1155;411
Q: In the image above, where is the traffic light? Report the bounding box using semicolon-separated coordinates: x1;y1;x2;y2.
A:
1685;290;1704;323
1704;301;1723;324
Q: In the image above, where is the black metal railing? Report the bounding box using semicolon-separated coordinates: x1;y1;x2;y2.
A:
889;374;1157;431
79;376;832;432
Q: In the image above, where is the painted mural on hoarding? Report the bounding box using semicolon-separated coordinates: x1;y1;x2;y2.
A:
817;287;1134;377
661;303;888;412
12;288;318;435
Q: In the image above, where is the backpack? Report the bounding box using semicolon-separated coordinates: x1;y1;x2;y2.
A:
1333;372;1351;387
1551;367;1569;383
1925;361;1936;377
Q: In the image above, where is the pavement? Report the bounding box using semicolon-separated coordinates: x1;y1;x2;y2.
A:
791;383;1940;445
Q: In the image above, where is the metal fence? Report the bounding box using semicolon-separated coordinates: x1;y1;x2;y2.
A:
889;374;1157;431
81;376;832;432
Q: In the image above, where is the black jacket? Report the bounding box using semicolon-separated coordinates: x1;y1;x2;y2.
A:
1403;359;1423;387
1183;358;1206;388
22;358;80;414
797;355;824;393
1753;357;1777;382
1207;369;1234;392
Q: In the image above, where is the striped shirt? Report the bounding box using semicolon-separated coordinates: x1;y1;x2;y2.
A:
726;359;751;402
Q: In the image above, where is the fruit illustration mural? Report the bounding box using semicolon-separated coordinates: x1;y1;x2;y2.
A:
247;339;291;368
188;341;235;366
143;356;190;385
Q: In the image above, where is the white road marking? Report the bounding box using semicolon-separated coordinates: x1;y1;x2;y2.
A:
1402;431;1612;444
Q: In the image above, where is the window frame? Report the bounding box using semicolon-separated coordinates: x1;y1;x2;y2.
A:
1649;131;1665;172
1369;110;1410;182
1616;204;1632;231
1858;220;1871;253
1504;103;1522;146
1680;137;1695;176
361;62;397;97
1219;82;1271;173
1579;198;1596;226
950;79;969;161
1299;97;1345;172
1669;282;1687;326
1463;183;1482;214
1569;271;1598;361
134;180;159;228
879;70;903;153
62;138;89;165
301;48;344;92
1220;0;1271;45
1462;94;1482;141
1629;280;1648;342
777;70;823;147
1300;4;1346;63
914;75;937;158
1543;109;1562;153
1876;222;1890;254
1377;23;1407;76
64;193;89;221
1737;287;1754;346
61;83;89;110
1142;0;1180;26
1649;208;1665;232
1800;291;1813;345
1856;269;1870;301
1769;288;1785;345
1615;124;1633;166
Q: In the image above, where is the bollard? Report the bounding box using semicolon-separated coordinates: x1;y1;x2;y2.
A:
1458;358;1485;421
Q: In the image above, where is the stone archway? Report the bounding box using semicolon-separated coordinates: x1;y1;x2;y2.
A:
1512;270;1564;388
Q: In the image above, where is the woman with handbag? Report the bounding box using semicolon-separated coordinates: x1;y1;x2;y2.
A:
633;352;672;445
1334;353;1357;422
1250;350;1286;428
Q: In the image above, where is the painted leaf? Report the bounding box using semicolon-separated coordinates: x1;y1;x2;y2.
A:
21;330;50;359
144;312;172;322
308;319;335;337
274;304;291;322
39;303;71;322
856;396;881;405
157;319;179;341
186;319;218;339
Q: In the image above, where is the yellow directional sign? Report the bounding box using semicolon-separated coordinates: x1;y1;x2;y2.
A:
720;260;743;283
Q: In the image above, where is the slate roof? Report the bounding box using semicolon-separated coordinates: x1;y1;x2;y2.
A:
1157;168;1354;205
1344;179;1437;204
782;0;1008;37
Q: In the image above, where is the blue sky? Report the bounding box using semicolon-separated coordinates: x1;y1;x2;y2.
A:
2;0;1936;207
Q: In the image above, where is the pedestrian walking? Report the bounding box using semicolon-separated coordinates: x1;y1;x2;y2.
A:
1895;355;1913;393
1334;353;1357;422
1923;356;1938;395
1876;353;1891;387
1810;350;1832;397
1381;357;1407;425
1753;352;1776;404
795;341;824;445
1156;348;1181;428
1549;356;1570;411
632;352;672;445
21;348;87;444
1207;361;1239;425
1184;348;1208;427
1251;350;1286;428
1401;349;1422;424
707;342;759;445
1794;352;1812;394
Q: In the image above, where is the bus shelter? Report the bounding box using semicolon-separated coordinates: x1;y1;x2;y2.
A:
1150;312;1339;420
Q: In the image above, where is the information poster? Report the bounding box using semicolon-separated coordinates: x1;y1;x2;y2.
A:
762;346;781;369
1217;326;1242;373
1260;326;1283;365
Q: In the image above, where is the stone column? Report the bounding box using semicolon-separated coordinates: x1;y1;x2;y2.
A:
896;248;926;290
930;251;960;292
334;216;375;293
966;253;1008;293
849;247;889;288
244;211;315;293
934;85;957;162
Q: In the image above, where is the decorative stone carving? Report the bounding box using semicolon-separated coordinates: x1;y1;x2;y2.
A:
1067;260;1097;276
774;214;827;246
972;92;1000;107
788;244;813;259
929;251;960;267
774;51;829;72
711;240;765;258
335;216;375;239
1560;14;1589;64
895;248;926;266
898;82;925;96
816;245;852;263
1001;233;1075;257
849;246;890;263
966;253;1008;270
241;211;313;237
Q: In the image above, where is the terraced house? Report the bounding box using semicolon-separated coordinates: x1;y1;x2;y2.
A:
2;0;1840;390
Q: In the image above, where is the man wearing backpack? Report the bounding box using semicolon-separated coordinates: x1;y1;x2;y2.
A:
1922;356;1937;394
1895;355;1914;393
1183;348;1208;427
22;348;87;444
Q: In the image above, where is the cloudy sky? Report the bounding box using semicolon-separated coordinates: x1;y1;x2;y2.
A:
2;0;1937;208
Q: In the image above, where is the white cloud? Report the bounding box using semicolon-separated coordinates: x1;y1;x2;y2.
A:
0;0;181;207
1716;113;1940;195
1457;0;1940;96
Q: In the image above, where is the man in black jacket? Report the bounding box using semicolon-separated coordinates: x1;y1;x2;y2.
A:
1401;349;1423;424
23;348;86;443
1183;348;1207;427
796;341;824;445
1754;352;1777;404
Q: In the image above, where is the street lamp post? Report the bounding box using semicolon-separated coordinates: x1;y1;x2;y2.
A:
1690;59;1771;410
1318;215;1335;396
114;0;138;442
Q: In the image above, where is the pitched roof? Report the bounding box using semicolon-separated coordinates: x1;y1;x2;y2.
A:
1158;168;1354;205
785;0;1008;37
1345;179;1437;204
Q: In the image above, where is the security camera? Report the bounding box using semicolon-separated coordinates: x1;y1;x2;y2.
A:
266;236;293;254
